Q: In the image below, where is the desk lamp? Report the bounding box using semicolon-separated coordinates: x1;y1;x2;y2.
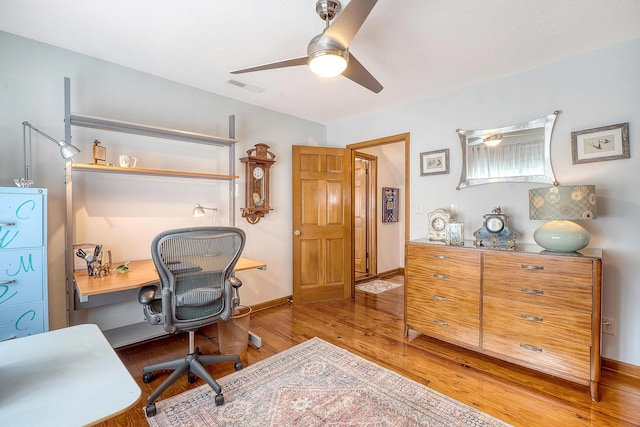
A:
19;121;81;187
193;204;218;225
529;185;597;252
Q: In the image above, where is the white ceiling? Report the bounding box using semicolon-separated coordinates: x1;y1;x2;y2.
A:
2;0;640;125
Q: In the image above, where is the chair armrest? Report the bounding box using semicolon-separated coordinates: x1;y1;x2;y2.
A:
229;276;242;289
228;276;242;308
138;283;159;305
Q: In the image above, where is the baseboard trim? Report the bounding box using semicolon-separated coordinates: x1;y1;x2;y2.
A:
249;296;291;313
602;357;640;379
356;268;405;284
379;267;404;279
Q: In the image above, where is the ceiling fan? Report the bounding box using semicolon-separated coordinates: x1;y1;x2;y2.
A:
231;0;383;93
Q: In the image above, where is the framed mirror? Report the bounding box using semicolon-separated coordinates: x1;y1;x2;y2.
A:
456;111;559;189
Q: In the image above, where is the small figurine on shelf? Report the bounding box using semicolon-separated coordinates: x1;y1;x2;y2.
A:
114;261;130;274
92;261;111;278
88;246;112;279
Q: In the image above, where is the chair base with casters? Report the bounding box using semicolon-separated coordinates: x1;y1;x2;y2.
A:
141;329;243;417
139;226;248;418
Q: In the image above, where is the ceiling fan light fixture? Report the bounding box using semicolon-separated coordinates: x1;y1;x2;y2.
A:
484;134;503;146
308;50;348;78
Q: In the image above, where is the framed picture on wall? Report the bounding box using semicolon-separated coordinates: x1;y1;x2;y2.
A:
420;149;449;176
571;122;629;164
382;187;399;223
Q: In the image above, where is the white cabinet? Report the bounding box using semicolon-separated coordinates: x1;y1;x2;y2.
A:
0;187;48;340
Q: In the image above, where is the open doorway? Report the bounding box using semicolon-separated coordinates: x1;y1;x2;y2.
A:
348;134;409;316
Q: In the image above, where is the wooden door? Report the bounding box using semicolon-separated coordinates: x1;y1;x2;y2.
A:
354;158;367;274
292;146;352;304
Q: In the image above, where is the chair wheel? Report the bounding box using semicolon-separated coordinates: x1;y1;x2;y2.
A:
188;372;196;383
234;361;243;371
142;372;154;383
214;393;224;406
145;403;157;417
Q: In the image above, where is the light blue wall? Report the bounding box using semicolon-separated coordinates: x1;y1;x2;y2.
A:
0;31;326;330
2;28;639;366
329;39;640;365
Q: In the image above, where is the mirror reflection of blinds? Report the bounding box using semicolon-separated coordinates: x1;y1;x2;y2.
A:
467;137;544;179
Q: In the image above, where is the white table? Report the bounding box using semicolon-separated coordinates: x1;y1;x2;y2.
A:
0;324;141;426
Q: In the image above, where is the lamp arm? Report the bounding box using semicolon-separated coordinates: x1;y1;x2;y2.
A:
23;121;63;146
22;121;80;175
23;123;32;181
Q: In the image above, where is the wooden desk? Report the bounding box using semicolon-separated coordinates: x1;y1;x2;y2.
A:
74;257;267;299
72;257;267;348
0;324;141;426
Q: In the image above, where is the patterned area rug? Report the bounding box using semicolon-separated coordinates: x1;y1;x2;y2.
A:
355;279;402;294
146;337;511;427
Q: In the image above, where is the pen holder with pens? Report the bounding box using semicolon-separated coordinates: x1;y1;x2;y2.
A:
75;245;112;278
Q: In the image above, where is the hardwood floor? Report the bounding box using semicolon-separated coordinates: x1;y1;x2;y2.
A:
101;281;640;426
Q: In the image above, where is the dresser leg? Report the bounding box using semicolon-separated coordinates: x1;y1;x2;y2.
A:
590;381;601;402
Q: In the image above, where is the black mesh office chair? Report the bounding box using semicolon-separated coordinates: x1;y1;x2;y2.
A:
138;227;245;417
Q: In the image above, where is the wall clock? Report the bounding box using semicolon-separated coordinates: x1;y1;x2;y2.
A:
427;208;452;241
473;207;519;250
240;143;276;224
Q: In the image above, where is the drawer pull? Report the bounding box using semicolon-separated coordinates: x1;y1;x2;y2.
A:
520;314;544;322
433;295;448;301
432;319;448;326
520;287;544;295
520;343;543;352
0;280;16;285
522;264;544;270
434;255;449;260
433;273;449;279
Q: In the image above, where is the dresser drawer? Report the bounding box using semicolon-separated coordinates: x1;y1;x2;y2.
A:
406;244;481;287
484;252;593;312
407;306;480;347
0;301;46;341
407;282;479;318
483;296;592;345
0;249;45;306
483;322;591;381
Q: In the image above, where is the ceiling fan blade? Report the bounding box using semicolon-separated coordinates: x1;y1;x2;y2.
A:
323;0;378;48
342;53;383;93
231;56;308;74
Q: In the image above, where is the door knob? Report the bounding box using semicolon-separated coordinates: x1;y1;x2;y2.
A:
293;230;301;236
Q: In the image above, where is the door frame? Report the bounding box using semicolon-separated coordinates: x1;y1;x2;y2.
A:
347;133;411;288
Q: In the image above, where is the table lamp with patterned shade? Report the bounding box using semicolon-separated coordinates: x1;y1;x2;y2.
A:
529;185;597;252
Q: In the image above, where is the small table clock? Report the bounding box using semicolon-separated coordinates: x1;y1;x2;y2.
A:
427;208;452;241
240;143;276;224
92;140;106;164
473;207;519;250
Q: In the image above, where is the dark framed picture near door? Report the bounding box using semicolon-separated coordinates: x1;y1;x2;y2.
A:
382;187;399;223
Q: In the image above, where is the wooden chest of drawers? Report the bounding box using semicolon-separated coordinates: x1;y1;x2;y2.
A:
405;240;603;401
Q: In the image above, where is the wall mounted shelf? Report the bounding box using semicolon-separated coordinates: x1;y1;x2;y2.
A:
71;163;239;180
